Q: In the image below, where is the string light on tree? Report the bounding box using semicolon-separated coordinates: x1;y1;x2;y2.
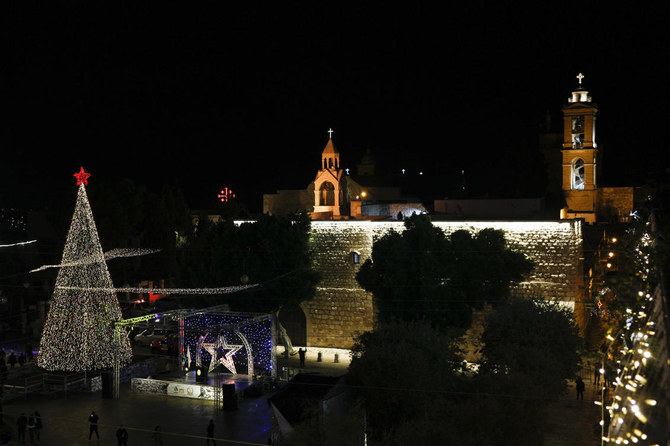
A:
37;168;132;371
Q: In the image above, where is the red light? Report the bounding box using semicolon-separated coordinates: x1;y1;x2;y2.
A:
73;167;91;186
218;187;236;202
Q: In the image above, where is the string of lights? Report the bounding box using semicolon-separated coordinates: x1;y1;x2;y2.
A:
183;313;273;376
598;222;666;445
57;284;258;295
0;239;36;248
30;248;162;273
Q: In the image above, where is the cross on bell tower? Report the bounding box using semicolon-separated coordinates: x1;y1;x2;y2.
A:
313;129;344;218
560;73;599;223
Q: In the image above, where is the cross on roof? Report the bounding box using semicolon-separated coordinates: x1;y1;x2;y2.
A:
576;73;585;85
328;128;334;139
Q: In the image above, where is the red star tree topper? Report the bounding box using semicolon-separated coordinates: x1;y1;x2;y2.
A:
73;167;91;186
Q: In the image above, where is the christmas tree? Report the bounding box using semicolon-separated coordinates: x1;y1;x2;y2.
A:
37;168;132;371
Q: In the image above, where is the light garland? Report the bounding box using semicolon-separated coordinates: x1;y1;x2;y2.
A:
37;171;132;372
56;284;258;295
30;248;162;273
183;313;273;376
201;335;243;374
599;224;666;445
0;240;37;248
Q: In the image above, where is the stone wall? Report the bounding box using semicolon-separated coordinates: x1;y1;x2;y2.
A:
304;220;584;348
597;187;634;221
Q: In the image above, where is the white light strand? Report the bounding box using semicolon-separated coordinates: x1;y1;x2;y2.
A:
57;284;258;295
602;230;660;444
30;248;161;273
0;240;37;248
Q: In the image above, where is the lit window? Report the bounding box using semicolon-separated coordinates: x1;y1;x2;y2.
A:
351;251;360;264
572;159;585;190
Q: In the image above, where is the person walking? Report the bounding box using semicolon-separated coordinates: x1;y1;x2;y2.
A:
116;425;128;445
88;411;99;440
206;419;216;445
298;348;306;367
27;413;36;443
34;411;42;442
17;413;27;444
152;426;163;446
576;376;585;400
594;364;601;386
7;353;16;369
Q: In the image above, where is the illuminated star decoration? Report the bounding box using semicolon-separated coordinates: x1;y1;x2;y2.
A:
73;167;91;186
202;335;243;374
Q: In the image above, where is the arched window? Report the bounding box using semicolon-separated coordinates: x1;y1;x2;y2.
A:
319;182;335;206
572;158;585;190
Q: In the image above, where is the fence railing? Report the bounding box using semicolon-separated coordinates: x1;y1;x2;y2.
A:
1;371;86;399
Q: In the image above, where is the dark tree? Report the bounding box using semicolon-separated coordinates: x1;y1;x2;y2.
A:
347;320;463;442
176;212;320;313
480;297;582;400
347;319;546;446
356;214;534;329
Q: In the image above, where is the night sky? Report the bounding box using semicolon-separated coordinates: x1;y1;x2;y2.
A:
3;4;670;213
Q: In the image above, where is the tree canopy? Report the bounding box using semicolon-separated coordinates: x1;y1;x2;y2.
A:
346;318;550;446
356;214;534;329
480;297;582;399
176;212;320;313
346;297;583;445
347;319;464;442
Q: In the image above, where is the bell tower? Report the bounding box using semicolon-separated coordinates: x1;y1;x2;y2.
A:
313;129;345;218
560;73;599;223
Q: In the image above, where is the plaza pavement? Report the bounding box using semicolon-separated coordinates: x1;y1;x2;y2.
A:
0;352;348;446
544;364;604;446
2;352;605;445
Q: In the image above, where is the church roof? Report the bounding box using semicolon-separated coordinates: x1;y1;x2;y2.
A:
359;147;374;165
322;138;339;154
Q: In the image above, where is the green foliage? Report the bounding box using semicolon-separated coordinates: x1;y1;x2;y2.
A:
176;212;319;313
356;214;534;329
480;297;582;399
347;319;547;446
347;319;463;441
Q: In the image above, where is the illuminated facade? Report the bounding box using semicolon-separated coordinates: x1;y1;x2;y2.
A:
297;219;584;349
560;74;635;223
263;132;427;219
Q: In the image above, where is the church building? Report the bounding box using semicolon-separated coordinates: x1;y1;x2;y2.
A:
267;75;637;352
263;130;428;220
559;74;636;224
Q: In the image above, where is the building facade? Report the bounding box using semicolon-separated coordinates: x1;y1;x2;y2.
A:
560;74;635;223
293;219;584;348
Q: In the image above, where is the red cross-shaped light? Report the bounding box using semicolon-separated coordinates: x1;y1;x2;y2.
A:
73;167;91;186
218;187;235;203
